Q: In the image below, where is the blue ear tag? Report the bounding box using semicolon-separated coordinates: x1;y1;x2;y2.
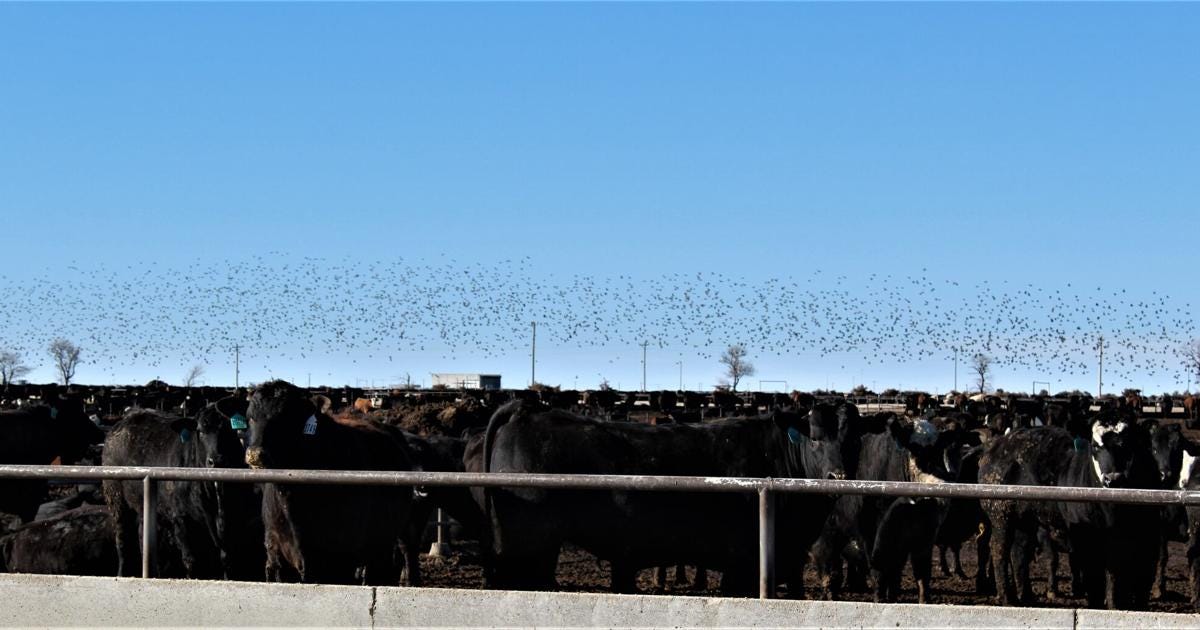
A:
229;414;248;430
50;407;58;419
787;426;803;445
180;428;192;444
1073;437;1088;453
303;415;318;436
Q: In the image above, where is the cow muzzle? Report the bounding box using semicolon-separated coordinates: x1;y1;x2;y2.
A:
245;447;266;469
1101;472;1125;488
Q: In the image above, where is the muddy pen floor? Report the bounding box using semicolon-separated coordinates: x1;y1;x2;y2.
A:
418;538;1197;613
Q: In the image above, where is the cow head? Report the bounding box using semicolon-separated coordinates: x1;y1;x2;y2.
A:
887;416;965;484
191;396;250;469
1143;420;1187;487
45;396;106;464
245;380;323;469
775;403;846;481
1088;416;1155;489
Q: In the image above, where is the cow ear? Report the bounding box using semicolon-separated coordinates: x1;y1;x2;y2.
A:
170;416;197;435
887;416;913;447
858;412;890;435
773;410;808;443
215;396;248;420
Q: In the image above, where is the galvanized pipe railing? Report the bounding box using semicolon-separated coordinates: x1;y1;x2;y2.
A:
6;464;1200;597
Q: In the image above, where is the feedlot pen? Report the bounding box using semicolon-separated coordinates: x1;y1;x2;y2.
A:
2;465;1199;614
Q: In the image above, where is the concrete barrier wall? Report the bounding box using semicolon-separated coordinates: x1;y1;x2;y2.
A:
0;574;1195;628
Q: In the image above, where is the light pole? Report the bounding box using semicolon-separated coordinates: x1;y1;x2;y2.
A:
953;347;958;393
530;321;536;386
640;341;650;392
675;360;683;391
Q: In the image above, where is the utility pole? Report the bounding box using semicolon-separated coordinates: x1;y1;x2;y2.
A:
675;360;683;391
950;348;960;393
234;345;240;389
640;341;650;392
1097;335;1104;397
530;321;536;387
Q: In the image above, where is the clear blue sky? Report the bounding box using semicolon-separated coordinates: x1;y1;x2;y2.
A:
1;3;1197;394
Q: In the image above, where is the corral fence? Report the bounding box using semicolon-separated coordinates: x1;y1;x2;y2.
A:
2;465;1198;600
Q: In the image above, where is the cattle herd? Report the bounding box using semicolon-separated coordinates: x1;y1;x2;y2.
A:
2;381;1200;612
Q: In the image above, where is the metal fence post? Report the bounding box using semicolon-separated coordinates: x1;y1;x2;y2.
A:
758;486;775;599
428;508;448;557
142;476;156;578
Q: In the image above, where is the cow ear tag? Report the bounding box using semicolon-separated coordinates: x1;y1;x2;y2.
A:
303;415;318;436
786;426;803;445
230;414;248;430
50;407;59;419
180;428;192;444
1073;436;1088;453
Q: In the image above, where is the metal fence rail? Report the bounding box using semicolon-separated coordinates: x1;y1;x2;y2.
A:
4;464;1197;599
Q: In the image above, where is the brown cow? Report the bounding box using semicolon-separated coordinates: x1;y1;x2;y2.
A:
1185;395;1199;430
353;397;373;414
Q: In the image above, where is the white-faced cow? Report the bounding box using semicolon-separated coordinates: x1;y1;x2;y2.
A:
979;416;1160;609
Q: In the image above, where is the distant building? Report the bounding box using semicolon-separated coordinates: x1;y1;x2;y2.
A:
431;373;502;390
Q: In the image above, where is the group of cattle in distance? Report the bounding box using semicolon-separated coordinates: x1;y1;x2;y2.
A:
1;382;1200;611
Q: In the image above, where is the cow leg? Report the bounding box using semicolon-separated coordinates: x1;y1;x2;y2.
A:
975;524;995;595
810;534;843;600
1011;532;1035;604
610;560;638;594
654;566;667;593
108;493;141;578
1188;531;1200;611
937;545;951;578
692;566;708;590
1075;550;1106;608
1151;536;1168;600
844;538;870;593
990;523;1017;606
1046;547;1063;600
952;544;967;579
674;564;689;586
912;547;934;604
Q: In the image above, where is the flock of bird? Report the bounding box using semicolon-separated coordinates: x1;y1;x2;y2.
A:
0;255;1196;390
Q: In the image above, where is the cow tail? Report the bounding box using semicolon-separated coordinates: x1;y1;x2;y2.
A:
482;399;525;530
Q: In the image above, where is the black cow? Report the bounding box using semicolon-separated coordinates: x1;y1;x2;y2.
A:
933;443;989;591
0;397;105;523
481;400;850;595
1180;443;1200;610
399;431;486;584
1146;421;1192;600
979;418;1161;609
812;415;974;603
0;504;116;576
244;380;415;586
102;397;262;580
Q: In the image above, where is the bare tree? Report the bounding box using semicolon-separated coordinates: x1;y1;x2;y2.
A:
184;364;205;387
0;350;32;387
972;353;992;395
719;344;756;392
48;338;82;386
1187;339;1200;389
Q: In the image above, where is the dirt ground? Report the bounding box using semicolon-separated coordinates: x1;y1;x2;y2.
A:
418;537;1196;612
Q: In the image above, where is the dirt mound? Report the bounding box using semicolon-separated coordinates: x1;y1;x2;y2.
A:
372;398;493;437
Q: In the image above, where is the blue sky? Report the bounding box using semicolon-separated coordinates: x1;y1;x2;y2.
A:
1;4;1197;394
